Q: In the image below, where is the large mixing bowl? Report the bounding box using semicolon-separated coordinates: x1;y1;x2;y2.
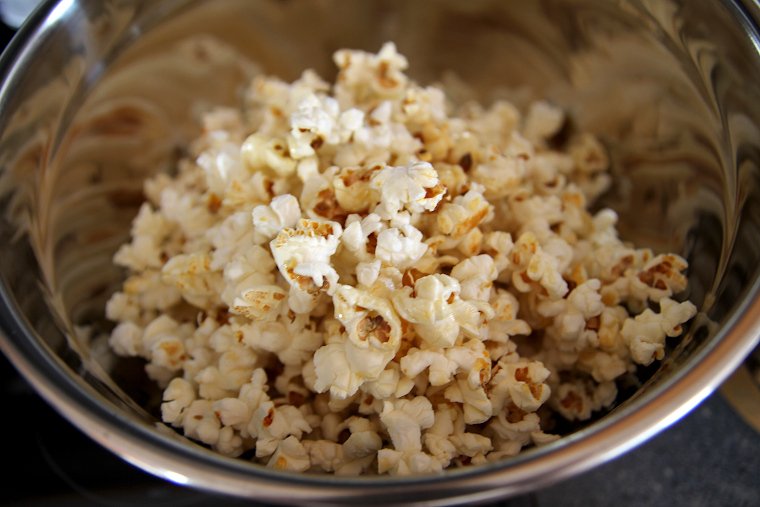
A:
1;0;759;504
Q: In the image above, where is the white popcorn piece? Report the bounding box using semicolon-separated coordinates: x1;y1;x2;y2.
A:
332;166;380;214
401;340;490;389
208;212;255;270
523;101;565;144
621;297;697;365
241;133;297;176
212;397;250;428
451;255;498;302
267;436;311;472
105;291;142;323
401;86;447;123
552;380;618;421
304;440;344;473
510;231;568;299
370;161;445;219
215;426;245;457
377;449;443;476
488;360;551;413
222;244;276;287
109;321;143;357
577;350;629;383
539;279;604;351
334;42;409;105
196;135;246;196
113;226;164;272
120;270;182;314
161;253;222;309
230;285;287;321
374;224;428;269
312;285;402;398
312;343;364;399
488;289;531;342
270;218;343;313
422;405;459;467
250;400;313;458
287;94;342;160
489;410;542;450
392;274;484;348
340;213;385;262
380;397;435;453
471;149;526;200
444;377;493;425
252;194;302;239
356;259;382;287
150;335;187;371
161;377;196;425
140;315;191;356
243;320;323;367
400;349;457;387
482;231;514;274
450;432;493;458
361;362;415;400
436;187;492;240
182;400;222;446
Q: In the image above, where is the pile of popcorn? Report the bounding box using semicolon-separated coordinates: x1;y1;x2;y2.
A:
106;43;696;475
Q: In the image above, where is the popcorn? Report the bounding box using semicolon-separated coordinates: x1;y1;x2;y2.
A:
332;166;379;214
267;436;311;472
436;187;492;240
400;339;490;389
241;133;297;176
243;319;323;367
340;213;385;262
230;285;286;321
106;43;696;476
109;321;143;356
538;279;605;352
374;224;428;269
250;400;313;457
451;255;498;302
182;400;222;446
161;252;222;308
423;405;459;467
252;194;301;239
161;377;196;425
391;274;482;348
370;161;445;219
380;397;435;452
312;285;403;398
488;360;551;413
288;94;339;159
270;218;343;312
523;101;565;145
621;297;697;365
470;149;526;200
113;204;168;271
552;380;618;421
509;231;568;299
312;343;364;399
208;212;255;269
444;376;492;424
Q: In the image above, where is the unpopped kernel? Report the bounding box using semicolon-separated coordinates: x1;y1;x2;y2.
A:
106;43;696;475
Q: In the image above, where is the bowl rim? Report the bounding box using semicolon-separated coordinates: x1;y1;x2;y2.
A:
1;0;759;503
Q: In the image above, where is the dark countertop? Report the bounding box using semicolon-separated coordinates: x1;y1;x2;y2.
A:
1;351;758;507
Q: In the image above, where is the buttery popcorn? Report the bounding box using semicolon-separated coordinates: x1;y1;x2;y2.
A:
106;43;697;476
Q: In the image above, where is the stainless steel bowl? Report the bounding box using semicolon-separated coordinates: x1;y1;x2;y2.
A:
1;0;759;504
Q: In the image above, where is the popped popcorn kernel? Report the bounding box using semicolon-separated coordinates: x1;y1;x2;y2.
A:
106;42;696;476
